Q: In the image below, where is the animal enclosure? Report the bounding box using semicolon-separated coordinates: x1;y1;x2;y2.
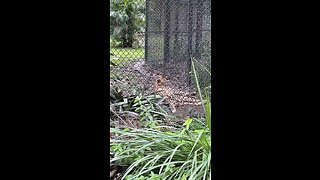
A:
110;1;212;178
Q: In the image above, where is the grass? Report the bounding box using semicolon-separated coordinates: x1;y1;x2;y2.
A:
111;48;145;66
110;121;211;180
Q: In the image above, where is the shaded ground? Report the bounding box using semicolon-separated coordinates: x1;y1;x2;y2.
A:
111;59;204;116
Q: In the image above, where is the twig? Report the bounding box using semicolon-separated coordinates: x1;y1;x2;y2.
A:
110;106;126;125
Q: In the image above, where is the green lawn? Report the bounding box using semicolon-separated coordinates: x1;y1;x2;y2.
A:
110;48;145;66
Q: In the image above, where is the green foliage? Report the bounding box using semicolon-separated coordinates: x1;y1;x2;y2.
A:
191;57;212;100
188;118;207;131
110;83;170;128
110;119;211;179
110;0;145;48
133;94;167;128
125;171;161;180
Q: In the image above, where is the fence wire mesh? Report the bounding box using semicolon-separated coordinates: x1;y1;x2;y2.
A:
110;0;211;98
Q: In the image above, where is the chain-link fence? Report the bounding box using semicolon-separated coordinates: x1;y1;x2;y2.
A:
146;0;211;91
110;0;211;97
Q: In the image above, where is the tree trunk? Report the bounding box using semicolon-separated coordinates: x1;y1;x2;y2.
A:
121;7;135;48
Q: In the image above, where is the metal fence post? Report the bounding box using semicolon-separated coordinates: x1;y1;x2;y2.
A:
164;0;171;69
145;0;149;63
187;0;194;86
195;0;204;60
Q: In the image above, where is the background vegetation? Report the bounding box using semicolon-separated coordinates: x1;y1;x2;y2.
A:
110;0;146;48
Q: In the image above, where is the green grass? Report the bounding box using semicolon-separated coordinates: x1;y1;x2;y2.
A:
111;48;145;66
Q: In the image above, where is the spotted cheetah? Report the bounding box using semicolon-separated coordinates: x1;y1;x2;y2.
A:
153;75;202;113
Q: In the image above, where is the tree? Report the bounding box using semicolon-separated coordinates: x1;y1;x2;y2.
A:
110;0;145;48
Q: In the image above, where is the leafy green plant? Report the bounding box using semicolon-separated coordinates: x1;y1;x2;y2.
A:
110;115;211;179
125;171;161;180
133;94;169;128
110;85;171;128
